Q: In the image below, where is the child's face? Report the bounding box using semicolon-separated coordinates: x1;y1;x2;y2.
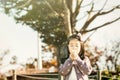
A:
68;39;81;55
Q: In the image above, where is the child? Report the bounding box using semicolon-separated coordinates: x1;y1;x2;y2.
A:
59;33;92;80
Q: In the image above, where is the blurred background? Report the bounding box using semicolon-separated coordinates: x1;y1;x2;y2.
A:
0;0;120;80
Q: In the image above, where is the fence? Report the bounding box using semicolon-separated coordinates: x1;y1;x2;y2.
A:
6;70;98;80
7;72;58;80
7;73;98;80
6;70;119;80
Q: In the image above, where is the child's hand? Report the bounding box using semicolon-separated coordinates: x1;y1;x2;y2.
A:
70;53;75;60
70;53;78;60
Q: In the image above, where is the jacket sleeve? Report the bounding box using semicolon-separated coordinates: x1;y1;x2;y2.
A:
75;56;92;75
59;58;73;76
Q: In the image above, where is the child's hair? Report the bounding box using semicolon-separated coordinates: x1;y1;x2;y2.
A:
60;33;85;64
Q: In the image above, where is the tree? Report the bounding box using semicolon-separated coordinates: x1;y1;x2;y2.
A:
0;0;120;45
0;49;10;65
0;0;120;66
105;40;120;72
62;0;120;35
0;0;67;47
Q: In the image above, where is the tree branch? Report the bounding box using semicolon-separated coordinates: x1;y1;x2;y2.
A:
86;3;94;21
84;30;97;43
99;0;108;12
84;16;120;33
75;1;94;23
80;12;100;33
74;0;83;18
81;0;94;8
80;0;109;32
99;4;120;15
72;0;83;29
80;4;120;33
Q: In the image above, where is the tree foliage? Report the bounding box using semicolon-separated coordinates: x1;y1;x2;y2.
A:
105;40;120;71
0;0;120;46
0;0;120;67
0;0;67;47
0;49;10;65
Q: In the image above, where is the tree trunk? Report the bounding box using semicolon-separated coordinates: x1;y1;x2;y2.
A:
63;0;72;37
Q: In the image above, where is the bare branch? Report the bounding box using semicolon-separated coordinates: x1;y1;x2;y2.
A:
72;0;83;28
80;1;109;31
86;3;94;21
80;4;120;33
84;30;97;43
81;0;94;8
76;12;88;22
99;4;120;15
80;12;100;32
74;0;83;18
84;17;120;33
99;0;108;12
80;4;120;15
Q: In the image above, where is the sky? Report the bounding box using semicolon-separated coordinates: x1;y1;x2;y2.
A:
0;0;120;66
0;13;38;65
76;0;120;47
